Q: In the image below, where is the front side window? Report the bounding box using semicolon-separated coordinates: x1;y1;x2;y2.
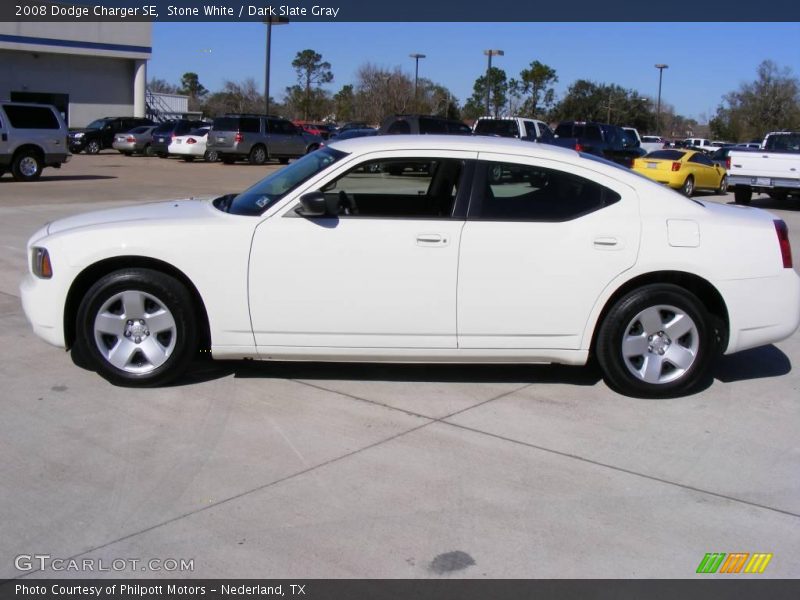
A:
470;161;620;222
227;147;347;216
317;157;466;218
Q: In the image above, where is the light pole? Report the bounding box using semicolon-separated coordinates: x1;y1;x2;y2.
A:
409;53;426;111
483;49;504;116
655;63;668;136
264;16;289;115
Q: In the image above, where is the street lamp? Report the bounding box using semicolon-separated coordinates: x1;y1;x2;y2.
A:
409;53;426;111
264;16;289;115
655;63;669;136
483;49;504;116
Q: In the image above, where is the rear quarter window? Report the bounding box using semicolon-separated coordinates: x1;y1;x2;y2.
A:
2;105;59;129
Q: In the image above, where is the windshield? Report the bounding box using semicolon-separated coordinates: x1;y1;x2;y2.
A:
86;119;109;130
474;120;519;137
228;147;348;216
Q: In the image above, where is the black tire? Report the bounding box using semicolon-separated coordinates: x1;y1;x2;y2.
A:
11;150;43;181
768;190;788;202
249;145;267;165
143;144;155;157
716;175;728;195
595;284;717;398
204;149;219;163
681;175;694;197
85;140;101;154
74;268;198;387
734;186;752;205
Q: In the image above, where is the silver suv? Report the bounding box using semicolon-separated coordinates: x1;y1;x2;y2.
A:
207;114;322;165
0;102;70;181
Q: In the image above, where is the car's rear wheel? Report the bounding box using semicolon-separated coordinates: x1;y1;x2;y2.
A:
681;175;694;197
249;145;267;165
143;144;154;157
734;186;752;205
596;284;716;398
204;149;219;162
11;150;43;181
716;175;728;195
75;269;197;387
85;140;101;154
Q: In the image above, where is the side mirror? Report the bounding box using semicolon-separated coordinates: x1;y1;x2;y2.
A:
295;191;337;217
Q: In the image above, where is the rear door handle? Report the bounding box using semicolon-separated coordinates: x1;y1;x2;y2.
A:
416;233;448;246
593;236;621;249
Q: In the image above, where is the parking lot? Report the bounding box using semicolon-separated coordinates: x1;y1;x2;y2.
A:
1;151;799;579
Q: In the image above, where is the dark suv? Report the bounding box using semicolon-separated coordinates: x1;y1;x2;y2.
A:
550;121;646;167
68;116;155;154
206;114;323;165
150;119;210;158
379;114;472;135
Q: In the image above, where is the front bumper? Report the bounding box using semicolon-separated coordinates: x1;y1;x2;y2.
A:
20;272;66;348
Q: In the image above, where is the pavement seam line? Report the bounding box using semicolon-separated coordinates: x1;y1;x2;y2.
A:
13;418;435;580
442;420;800;519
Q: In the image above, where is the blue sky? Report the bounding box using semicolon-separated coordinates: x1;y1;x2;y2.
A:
150;22;800;122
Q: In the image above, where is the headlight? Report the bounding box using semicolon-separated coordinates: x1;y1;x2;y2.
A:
72;132;84;138
31;247;52;279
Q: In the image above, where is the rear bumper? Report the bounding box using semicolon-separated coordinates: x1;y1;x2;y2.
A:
729;175;800;190
720;269;800;354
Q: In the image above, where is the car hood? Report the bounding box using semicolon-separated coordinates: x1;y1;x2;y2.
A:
45;199;216;236
69;128;99;134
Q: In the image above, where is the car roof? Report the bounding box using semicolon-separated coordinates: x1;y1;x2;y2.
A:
328;134;577;158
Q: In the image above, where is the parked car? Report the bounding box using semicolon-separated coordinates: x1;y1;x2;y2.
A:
640;135;665;154
329;128;377;141
551;121;646;167
0;101;70;181
112;125;157;156
20;136;800;398
473;117;554;141
709;146;735;169
206;114;323;165
727;131;800;204
313;123;338;140
682;138;717;154
150;119;210;158
68;117;155;154
379;114;472;135
632;149;728;196
336;121;370;135
168;127;217;162
293;121;323;137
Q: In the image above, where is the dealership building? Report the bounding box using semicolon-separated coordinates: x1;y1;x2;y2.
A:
0;22;151;127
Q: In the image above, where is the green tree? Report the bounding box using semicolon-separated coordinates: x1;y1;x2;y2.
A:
710;60;800;141
203;79;265;116
292;49;334;121
179;72;208;111
463;67;508;119
333;84;356;122
148;78;178;94
509;60;558;118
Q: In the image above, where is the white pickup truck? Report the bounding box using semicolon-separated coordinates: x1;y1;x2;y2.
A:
727;131;800;204
473;117;554;141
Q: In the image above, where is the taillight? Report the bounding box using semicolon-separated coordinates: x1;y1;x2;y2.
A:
725;157;731;170
774;220;793;268
126;136;135;142
186;138;197;144
575;143;584;152
234;132;244;143
671;162;681;171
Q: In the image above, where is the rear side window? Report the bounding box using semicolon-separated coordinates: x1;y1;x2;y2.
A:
386;120;412;135
764;134;800;151
154;122;175;134
470;161;620;222
419;118;447;134
2;105;59;129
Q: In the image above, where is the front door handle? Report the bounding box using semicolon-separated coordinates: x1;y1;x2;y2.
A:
416;233;448;246
593;236;621;249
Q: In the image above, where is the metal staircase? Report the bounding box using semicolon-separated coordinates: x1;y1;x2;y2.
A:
145;89;186;122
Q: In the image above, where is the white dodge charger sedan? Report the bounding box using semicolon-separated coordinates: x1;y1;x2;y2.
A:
20;136;800;397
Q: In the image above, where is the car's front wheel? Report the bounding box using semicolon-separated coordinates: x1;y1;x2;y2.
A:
11;150;43;181
595;284;716;398
75;269;197;386
85;140;101;154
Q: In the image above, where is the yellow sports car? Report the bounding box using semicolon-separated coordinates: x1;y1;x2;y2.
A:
633;149;728;197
